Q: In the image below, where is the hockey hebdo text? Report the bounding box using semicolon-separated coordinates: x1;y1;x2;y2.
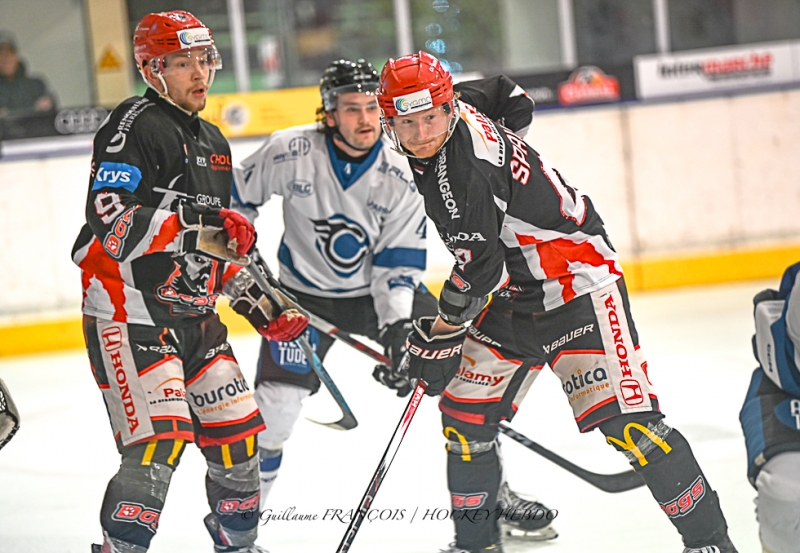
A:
241;506;558;526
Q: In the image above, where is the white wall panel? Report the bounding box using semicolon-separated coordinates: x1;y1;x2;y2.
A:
730;91;800;240
4;88;800;316
0;154;91;316
627;98;740;253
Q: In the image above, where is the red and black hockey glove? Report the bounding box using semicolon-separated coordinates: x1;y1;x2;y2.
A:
405;316;467;396
179;202;256;260
265;310;309;342
225;270;309;342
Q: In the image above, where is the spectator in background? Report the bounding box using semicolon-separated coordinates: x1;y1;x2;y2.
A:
0;32;56;117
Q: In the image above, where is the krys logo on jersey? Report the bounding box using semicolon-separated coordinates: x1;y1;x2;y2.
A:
92;162;143;193
312;215;370;278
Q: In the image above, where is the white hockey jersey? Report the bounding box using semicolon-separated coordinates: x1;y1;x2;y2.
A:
233;124;427;328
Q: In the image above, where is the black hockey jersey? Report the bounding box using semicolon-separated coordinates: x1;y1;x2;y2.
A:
411;77;622;312
71;88;241;327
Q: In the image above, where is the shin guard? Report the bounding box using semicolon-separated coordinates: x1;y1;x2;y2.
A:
204;440;260;548
600;415;729;548
446;425;502;550
99;458;174;549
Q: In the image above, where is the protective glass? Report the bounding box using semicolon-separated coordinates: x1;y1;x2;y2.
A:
384;105;452;142
322;83;379;112
156;46;222;74
381;102;458;157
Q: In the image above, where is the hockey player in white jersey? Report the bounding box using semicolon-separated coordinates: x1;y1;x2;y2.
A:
741;261;800;553
232;58;557;541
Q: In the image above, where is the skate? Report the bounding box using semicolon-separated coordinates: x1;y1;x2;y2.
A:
497;482;558;541
682;534;738;553
90;534;146;553
204;513;270;553
439;542;504;553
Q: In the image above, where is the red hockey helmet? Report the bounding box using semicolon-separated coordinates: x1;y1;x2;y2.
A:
133;11;221;71
378;52;458;157
377;51;454;117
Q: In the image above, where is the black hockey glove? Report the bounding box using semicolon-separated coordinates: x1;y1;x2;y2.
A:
380;319;414;370
372;364;412;397
405;316;467;396
372;319;414;397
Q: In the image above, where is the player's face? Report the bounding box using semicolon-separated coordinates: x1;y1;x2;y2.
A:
152;48;215;113
0;45;18;78
326;92;381;152
390;105;451;158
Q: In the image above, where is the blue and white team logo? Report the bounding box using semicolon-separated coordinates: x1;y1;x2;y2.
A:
268;327;320;374
312;214;370;278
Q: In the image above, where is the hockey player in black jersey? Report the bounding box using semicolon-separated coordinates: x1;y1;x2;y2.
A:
233;57;557;541
377;51;738;553
73;11;308;553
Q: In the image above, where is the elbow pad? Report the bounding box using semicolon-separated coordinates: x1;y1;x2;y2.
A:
438;279;492;326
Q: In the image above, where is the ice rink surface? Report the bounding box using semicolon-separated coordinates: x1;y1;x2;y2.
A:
0;280;769;553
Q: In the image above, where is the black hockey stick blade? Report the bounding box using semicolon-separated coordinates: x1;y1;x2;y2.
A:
498;423;644;493
297;333;358;431
245;262;357;431
336;381;427;552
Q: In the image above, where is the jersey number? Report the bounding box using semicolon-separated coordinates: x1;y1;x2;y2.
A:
95;192;125;224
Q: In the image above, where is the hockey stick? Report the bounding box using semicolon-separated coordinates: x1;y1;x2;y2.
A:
498;424;644;493
274;297;645;493
249;258;642;492
245;261;358;431
336;381;427;553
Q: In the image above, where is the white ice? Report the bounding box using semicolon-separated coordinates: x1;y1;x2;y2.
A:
0;281;767;553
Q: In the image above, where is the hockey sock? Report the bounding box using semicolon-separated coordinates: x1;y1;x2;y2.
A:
258;447;283;509
446;424;502;550
600;415;729;548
